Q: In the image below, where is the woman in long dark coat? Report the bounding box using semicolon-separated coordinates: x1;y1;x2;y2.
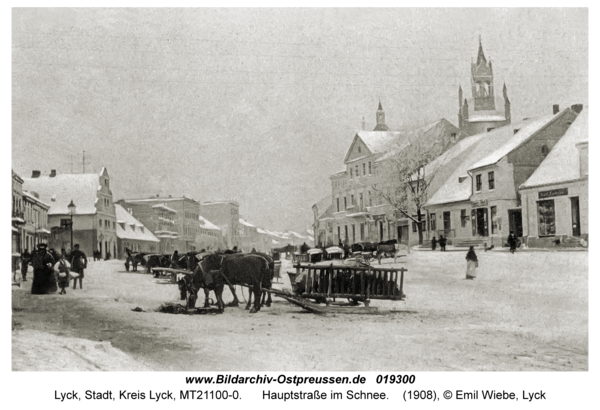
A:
431;236;437;251
465;246;478;279
31;243;56;294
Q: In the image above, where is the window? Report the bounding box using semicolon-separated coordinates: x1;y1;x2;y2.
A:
351;195;355;205
344;197;347;209
541;145;549;157
491;206;497;233
359;193;363;209
476;174;482;191
99;218;103;228
113;221;116;230
362;163;366;175
428;213;436;231
451;132;457;141
350;168;353;178
369;162;372;174
461;209;467;228
360;223;364;240
336;198;340;212
337;227;341;243
368;191;372;207
352;225;356;242
537;200;556;237
355;165;359;176
358;146;361;153
488;172;495;190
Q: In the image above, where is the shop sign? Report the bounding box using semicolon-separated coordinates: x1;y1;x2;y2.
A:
539;188;568;199
471;199;488;207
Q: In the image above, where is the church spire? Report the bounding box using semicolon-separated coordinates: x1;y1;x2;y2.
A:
373;100;389;131
476;35;487;66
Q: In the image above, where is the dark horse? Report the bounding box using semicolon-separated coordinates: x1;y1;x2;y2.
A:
178;253;270;313
241;251;275;310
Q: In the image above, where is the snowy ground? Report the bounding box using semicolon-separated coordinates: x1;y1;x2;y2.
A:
12;249;588;371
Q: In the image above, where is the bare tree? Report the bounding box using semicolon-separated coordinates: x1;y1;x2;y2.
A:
372;135;446;245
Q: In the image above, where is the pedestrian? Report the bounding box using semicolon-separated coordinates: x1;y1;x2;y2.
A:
30;243;56;295
55;254;71;295
70;244;87;289
507;231;517;254
431;236;437;251
439;235;446;251
170;250;179;268
20;248;30;281
465;246;478;280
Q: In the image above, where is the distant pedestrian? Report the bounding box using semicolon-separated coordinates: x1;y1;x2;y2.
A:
20;249;30;281
431;236;437;251
170;250;179;268
439;235;446;251
465;246;478;280
70;244;87;289
55;254;71;295
507;231;517;254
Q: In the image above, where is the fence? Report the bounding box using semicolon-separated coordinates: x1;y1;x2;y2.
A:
292;263;406;302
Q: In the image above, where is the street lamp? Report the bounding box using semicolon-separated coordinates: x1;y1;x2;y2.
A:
68;200;76;253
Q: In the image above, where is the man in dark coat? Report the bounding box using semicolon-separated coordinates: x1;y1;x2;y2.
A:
31;243;56;295
507;231;517;254
300;242;310;254
431;236;437;251
70;244;87;289
439;235;446;251
20;249;30;281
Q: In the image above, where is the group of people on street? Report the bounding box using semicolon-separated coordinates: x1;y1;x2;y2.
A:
431;235;447;251
23;243;88;295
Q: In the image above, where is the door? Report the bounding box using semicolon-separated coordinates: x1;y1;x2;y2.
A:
443;211;451;234
508;210;523;238
379;221;384;242
571;197;581;236
397;225;409;245
476;208;488;237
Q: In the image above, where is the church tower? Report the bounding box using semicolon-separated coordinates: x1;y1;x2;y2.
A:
458;37;511;136
373;100;389;131
471;36;495;111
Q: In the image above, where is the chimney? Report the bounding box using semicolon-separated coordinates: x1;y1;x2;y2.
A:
49;169;56;177
571;104;583;114
553;104;560;115
31;170;40;178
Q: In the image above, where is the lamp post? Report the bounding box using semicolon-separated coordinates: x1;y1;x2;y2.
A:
68;200;76;253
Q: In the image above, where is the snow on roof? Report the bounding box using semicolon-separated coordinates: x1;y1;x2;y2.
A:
521;108;588;189
256;228;268;234
469;111;564;171
467;115;507;123
115;204;159;242
288;231;305;239
151;203;178;213
22;191;51;208
22;173;102;215
198;215;221;231
239;218;256;227
355;130;403;156
425;116;551;207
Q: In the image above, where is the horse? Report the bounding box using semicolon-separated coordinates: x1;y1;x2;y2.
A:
179;253;270;313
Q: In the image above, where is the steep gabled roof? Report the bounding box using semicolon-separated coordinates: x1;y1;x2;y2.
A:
469;109;570;171
22;172;103;215
425;115;551;207
198;215;221;231
521;108;587;189
115;204;159;242
343;130;404;164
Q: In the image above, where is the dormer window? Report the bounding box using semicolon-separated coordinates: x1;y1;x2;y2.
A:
541;145;549;157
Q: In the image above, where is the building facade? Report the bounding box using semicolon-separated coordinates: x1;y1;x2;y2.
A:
21;191;51;252
12;171;25;256
520;107;587;247
424;107;579;247
117;195;201;252
22;168;117;259
200;200;240;249
196;215;224;251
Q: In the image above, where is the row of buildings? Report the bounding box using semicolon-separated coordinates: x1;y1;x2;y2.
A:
312;40;587;249
11;168;313;260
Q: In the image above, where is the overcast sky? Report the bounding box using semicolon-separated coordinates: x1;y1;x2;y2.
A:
11;8;588;232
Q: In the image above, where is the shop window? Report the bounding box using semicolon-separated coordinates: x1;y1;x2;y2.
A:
537;200;556;237
476;175;482;192
488;172;495;190
491;206;497;233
